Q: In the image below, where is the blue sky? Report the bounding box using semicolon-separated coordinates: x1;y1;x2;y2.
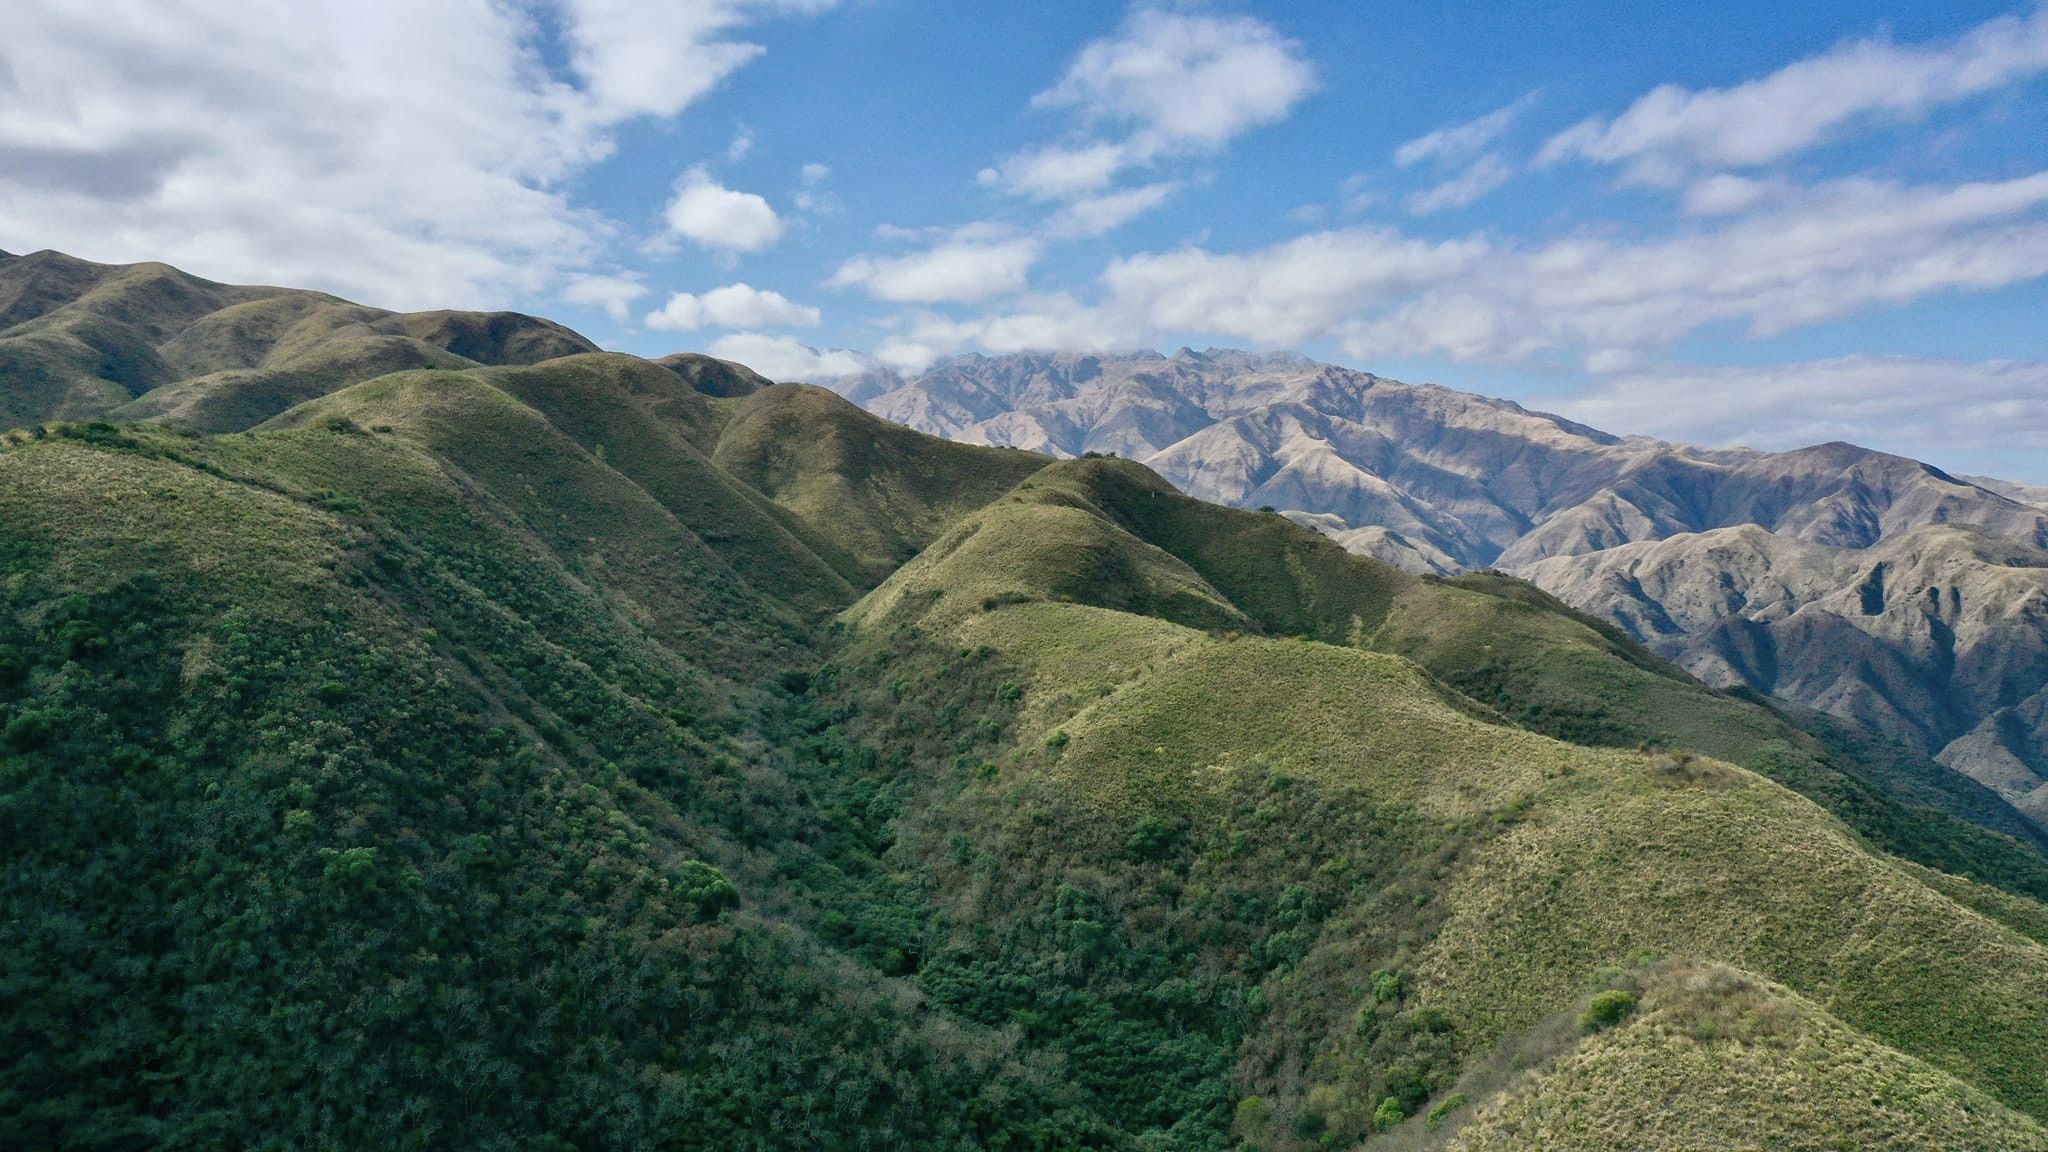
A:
4;1;2047;479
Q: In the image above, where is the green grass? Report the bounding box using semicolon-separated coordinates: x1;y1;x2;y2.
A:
841;457;2048;1147
1443;963;2048;1151
713;383;1047;582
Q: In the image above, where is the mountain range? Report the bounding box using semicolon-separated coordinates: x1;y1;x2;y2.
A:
8;250;2048;1149
834;350;2048;828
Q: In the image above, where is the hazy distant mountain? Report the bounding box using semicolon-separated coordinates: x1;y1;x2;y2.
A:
835;349;2048;820
1970;474;2048;511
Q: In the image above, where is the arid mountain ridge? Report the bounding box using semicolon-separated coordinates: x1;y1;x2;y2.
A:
834;349;2048;823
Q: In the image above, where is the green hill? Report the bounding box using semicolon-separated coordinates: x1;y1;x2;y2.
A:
5;256;2048;1151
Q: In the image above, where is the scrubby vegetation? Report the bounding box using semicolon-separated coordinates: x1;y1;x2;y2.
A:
4;272;2048;1151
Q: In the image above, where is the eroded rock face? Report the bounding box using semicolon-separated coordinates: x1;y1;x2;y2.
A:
835;349;2048;821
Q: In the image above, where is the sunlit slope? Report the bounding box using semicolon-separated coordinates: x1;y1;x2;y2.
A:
841;471;2048;1144
864;456;2048;896
264;360;858;631
0;249;598;432
712;383;1048;581
1442;963;2048;1152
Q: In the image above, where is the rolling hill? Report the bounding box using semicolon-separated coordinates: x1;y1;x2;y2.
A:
5;255;2048;1149
834;349;2048;829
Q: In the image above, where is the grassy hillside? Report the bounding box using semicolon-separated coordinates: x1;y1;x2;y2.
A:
867;455;2048;901
5;322;2048;1150
0;250;598;434
1440;962;2048;1151
712;383;1047;581
841;577;2048;1148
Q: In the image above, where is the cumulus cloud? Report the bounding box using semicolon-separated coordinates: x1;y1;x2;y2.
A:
708;332;871;381
830;229;1042;303
562;272;649;322
644;282;819;330
1394;92;1538;167
1541;7;2048;180
1101;228;1488;347
1034;6;1318;146
0;0;832;309
887;170;2048;369
1547;355;2048;476
982;6;1315;199
554;0;840;123
1358;172;2048;359
661;167;785;252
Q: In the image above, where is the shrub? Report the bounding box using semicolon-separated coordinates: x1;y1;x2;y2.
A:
1579;989;1638;1032
57;618;106;659
1371;968;1403;1004
318;846;378;887
1233;1095;1271;1136
1373;1096;1406;1132
3;707;58;750
676;860;740;919
1426;1092;1467;1129
1124;815;1183;860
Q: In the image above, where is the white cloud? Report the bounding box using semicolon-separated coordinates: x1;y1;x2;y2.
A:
562;272;649;322
1680;173;1783;217
1406;154;1513;214
708;332;871;381
982;6;1315;199
978;141;1134;200
886;171;2048;368
800;163;830;184
830;230;1042;303
644;282;819;330
725;125;756;163
553;0;840;122
885;295;1135;359
661;167;785;252
0;0;830;309
1048;181;1179;237
1394;92;1538;166
1547;355;2048;471
1541;8;2048;179
1035;7;1317;146
1100;228;1489;346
